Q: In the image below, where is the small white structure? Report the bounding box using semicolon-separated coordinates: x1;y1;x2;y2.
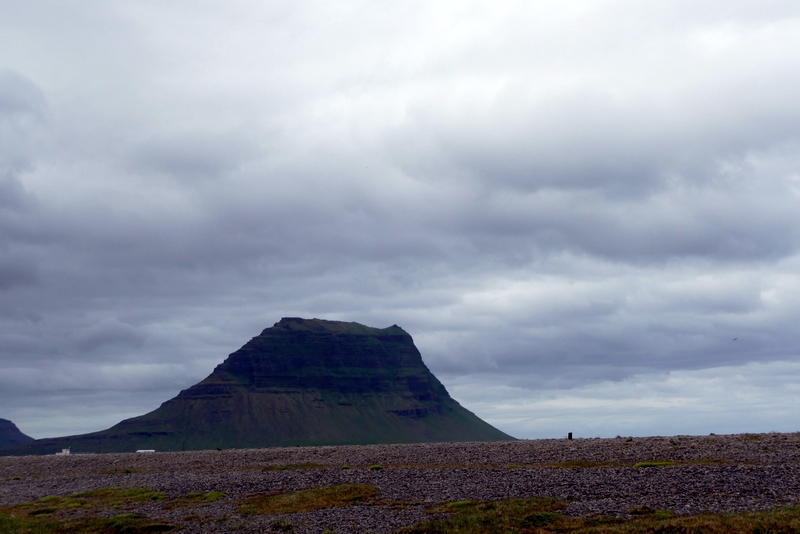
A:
55;448;70;456
136;449;155;453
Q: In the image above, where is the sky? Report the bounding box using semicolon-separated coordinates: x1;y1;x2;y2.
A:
2;1;800;441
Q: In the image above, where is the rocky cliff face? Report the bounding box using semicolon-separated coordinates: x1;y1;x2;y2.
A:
4;318;513;454
0;418;34;449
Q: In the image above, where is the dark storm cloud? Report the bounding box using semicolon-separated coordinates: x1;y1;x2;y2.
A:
1;1;799;438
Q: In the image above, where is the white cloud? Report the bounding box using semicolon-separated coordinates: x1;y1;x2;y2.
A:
449;360;800;438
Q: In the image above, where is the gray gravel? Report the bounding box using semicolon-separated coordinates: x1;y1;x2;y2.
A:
2;432;800;533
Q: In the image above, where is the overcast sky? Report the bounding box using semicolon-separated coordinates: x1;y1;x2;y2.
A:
2;1;800;440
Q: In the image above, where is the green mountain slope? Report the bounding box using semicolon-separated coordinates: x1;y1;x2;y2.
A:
3;318;513;454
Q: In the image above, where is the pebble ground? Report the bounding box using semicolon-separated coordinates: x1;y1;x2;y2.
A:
2;432;800;533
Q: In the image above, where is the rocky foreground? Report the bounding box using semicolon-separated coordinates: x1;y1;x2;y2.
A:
3;433;800;533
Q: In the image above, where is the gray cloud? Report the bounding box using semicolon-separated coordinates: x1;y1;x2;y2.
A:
1;1;799;439
0;71;44;214
129;131;257;181
0;259;38;290
0;71;46;171
73;319;146;353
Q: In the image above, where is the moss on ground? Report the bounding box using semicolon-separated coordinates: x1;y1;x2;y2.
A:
239;484;378;515
399;497;800;534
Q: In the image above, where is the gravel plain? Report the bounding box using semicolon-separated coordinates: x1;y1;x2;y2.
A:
3;432;800;533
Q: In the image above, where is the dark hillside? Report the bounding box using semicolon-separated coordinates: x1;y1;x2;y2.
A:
3;318;512;454
0;419;33;449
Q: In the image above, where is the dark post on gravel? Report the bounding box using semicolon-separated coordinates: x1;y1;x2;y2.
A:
568;432;573;440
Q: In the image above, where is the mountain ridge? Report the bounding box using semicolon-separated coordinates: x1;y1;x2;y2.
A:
2;318;512;455
0;418;34;449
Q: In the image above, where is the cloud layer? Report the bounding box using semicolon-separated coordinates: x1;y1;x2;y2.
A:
1;1;799;439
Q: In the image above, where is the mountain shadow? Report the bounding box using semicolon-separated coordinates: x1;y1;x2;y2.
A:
0;419;34;449
3;318;513;454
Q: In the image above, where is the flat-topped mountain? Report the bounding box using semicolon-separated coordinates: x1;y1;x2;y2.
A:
0;419;33;449
3;318;512;454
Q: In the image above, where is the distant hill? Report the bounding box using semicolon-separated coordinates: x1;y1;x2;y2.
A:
0;418;34;449
3;318;513;454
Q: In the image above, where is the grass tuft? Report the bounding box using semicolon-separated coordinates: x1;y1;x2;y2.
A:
271;518;294;531
183;491;226;503
239;484;378;515
0;486;176;533
404;496;565;533
633;461;674;468
519;510;561;527
629;505;675;519
445;501;473;509
0;509;173;533
545;460;618;469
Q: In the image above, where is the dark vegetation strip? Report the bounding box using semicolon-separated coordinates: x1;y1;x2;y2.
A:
0;487;229;534
399;498;800;534
5;483;800;533
0;511;173;534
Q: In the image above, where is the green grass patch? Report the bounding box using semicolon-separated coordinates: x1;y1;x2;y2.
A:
545;460;619;469
183;491;226;503
10;487;167;520
27;508;58;517
164;491;227;510
633;461;674;468
629;505;675;519
401;498;800;534
0;509;172;533
116;488;166;501
0;511;44;533
69;487;166;502
369;464;385;471
405;496;566;532
239;484;378;515
0;487;184;533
